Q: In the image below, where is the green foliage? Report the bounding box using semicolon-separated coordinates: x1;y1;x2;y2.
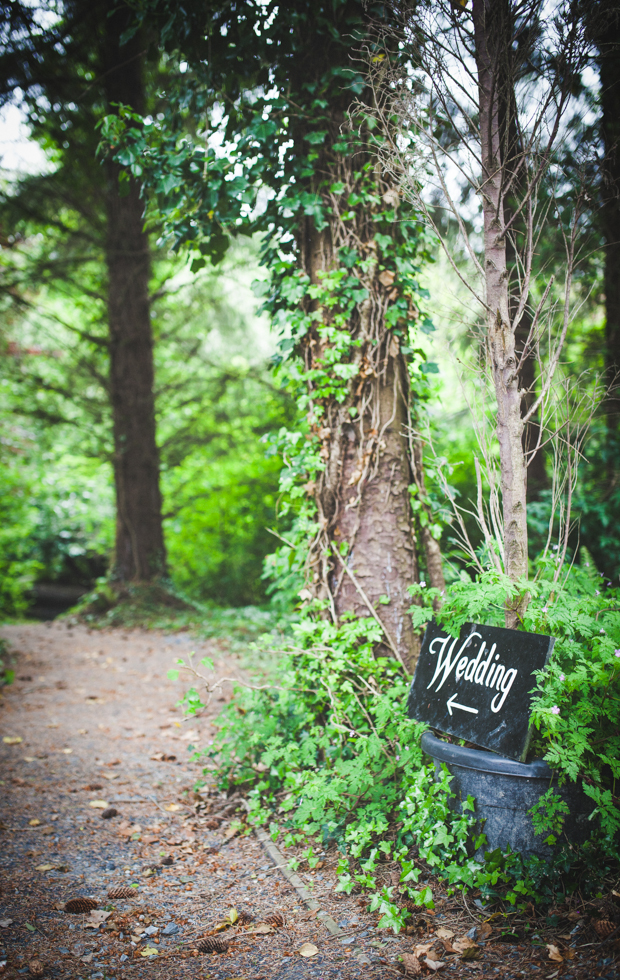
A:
0;637;15;687
176;602;618;929
0;450;41;616
0;232;292;609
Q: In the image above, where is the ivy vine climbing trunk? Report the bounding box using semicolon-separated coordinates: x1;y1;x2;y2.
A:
293;36;443;672
103;2;166;582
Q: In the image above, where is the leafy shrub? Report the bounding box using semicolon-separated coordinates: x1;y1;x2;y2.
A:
176;557;620;928
0;637;15;686
0;461;41;618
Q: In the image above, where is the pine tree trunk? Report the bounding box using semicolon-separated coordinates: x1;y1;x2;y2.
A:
103;4;166;581
473;0;528;624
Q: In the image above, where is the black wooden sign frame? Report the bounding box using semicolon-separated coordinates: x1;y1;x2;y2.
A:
407;620;554;761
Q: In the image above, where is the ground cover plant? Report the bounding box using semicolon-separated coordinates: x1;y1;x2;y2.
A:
175;553;620;930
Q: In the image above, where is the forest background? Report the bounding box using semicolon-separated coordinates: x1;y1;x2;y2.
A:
1;0;620;915
1;0;618;623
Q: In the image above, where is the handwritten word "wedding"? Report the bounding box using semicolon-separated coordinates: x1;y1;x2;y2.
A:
426;632;517;713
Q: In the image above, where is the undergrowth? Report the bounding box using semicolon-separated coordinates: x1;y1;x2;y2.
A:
68;578;280;650
175;559;620;930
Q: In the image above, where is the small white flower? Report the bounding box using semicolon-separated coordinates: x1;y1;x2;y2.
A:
551;706;560;715
559;673;565;682
600;628;605;634
596;590;600;596
420;582;426;588
615;650;620;658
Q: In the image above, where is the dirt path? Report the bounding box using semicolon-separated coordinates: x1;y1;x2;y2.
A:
0;622;375;980
0;622;618;980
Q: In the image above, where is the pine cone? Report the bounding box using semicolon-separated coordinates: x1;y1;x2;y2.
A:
594;919;616;939
205;819;221;830
64;898;98;914
195;936;229;954
237;910;254;925
402;953;422;976
107;885;135;899
28;961;45;978
264;912;284;928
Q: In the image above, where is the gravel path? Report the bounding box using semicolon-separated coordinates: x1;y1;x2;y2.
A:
0;621;618;980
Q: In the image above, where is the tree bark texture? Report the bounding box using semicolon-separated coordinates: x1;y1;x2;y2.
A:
300;209;423;672
103;3;166;581
599;8;620;447
473;0;528;623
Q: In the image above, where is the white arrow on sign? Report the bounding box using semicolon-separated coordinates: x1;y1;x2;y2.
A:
446;693;479;717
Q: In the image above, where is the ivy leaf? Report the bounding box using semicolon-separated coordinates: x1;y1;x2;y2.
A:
305;130;327;145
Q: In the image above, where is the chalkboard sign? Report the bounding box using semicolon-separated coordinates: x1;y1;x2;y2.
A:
407;620;554;761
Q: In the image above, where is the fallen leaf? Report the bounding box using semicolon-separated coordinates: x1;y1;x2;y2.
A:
461;947;482;961
426;950;444;963
247;924;273;935
142;834;160;844
413;943;433;957
141;946;158;957
89;910;112;923
228;908;239;924
23;757;36;763
424;957;446;972
61;748;73;754
25;924;36;933
35;864;55;872
453;937;477;952
88;800;109;809
164;803;181;812
299;943;318;957
2;736;22;744
224;823;241;839
547;944;563;963
478;922;493;940
81;953;93;964
101;772;119;781
402;952;422;975
85;697;105;704
28;819;41;827
0;920;12;929
436;927;455;940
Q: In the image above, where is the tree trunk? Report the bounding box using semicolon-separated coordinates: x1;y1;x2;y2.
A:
473;0;528;624
300;191;424;672
599;8;620;457
103;3;166;581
